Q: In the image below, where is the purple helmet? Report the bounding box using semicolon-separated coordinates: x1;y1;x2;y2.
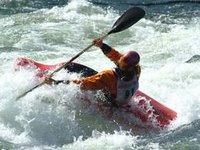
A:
123;51;140;66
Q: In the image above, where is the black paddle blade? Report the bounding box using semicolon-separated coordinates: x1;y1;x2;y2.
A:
108;7;145;34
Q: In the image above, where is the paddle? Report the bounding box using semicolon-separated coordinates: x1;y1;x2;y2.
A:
16;7;145;100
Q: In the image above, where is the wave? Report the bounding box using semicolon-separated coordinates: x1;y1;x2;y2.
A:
1;0;200;15
159;119;200;149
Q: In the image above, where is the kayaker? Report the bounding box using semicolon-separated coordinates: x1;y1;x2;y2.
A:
44;38;141;107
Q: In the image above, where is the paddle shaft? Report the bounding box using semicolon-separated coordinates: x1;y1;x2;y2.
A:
49;33;109;77
16;34;109;100
16;83;43;100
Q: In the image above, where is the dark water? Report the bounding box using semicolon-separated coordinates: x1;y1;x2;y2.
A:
0;0;199;28
1;0;200;17
1;0;199;24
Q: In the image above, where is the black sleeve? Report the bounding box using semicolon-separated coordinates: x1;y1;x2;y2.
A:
55;80;70;85
100;43;112;54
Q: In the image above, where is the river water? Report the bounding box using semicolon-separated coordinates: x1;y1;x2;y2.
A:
0;0;200;149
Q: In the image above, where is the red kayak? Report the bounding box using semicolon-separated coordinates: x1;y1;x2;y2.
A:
15;57;177;128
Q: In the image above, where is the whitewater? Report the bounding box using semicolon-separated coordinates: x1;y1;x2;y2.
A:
0;0;200;149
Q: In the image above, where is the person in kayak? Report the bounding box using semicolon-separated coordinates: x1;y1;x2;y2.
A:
44;38;141;107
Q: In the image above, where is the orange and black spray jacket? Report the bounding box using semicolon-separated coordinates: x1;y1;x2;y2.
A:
72;43;139;99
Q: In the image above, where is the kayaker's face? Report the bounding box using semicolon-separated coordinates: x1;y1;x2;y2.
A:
118;56;135;71
118;56;129;71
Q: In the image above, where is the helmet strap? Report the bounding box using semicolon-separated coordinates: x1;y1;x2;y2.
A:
114;68;135;81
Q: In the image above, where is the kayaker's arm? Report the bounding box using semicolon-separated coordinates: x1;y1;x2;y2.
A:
100;43;112;54
44;70;117;96
70;70;117;96
93;38;123;66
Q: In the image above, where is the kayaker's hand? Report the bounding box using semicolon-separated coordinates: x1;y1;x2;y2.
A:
93;38;103;48
44;77;57;85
